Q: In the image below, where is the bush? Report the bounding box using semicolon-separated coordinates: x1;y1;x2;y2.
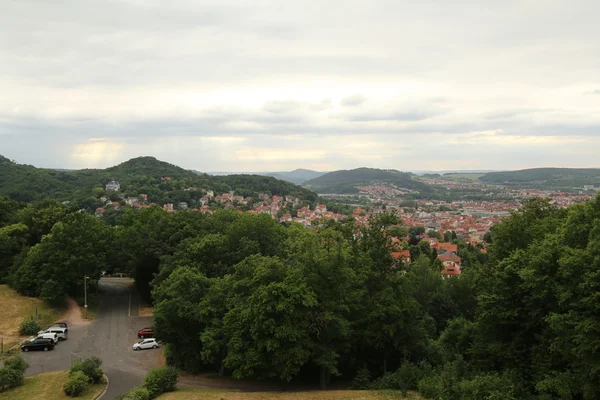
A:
18;318;40;336
70;356;103;384
3;357;29;373
141;367;178;398
63;371;91;397
117;386;151;400
0;367;25;391
351;367;371;389
371;361;432;392
459;373;518;400
418;374;444;399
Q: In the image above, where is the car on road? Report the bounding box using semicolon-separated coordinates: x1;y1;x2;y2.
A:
38;327;68;341
35;332;59;344
22;338;55;352
133;338;160;351
49;321;68;329
137;327;155;338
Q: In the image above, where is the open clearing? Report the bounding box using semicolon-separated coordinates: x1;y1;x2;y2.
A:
0;284;62;347
159;388;420;400
0;371;105;400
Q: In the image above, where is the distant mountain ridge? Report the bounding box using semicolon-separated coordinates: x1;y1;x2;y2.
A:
302;167;431;194
205;169;326;184
479;168;600;188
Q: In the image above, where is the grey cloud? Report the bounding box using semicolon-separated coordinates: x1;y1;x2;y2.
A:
345;110;443;122
341;94;367;107
484;108;554;120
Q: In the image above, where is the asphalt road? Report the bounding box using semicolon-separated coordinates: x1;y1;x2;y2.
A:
20;279;159;399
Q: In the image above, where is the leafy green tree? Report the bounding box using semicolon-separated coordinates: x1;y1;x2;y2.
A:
12;213;111;299
152;267;211;372
222;255;317;381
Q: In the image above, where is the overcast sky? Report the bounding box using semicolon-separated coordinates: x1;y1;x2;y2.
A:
1;0;599;172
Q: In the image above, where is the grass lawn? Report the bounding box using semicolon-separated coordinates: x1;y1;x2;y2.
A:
158;388;421;400
0;284;63;355
0;371;105;400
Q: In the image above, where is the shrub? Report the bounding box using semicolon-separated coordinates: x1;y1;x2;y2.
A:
0;367;25;391
70;356;103;384
351;367;371;389
116;386;151;400
3;357;29;373
18;318;40;336
370;361;432;392
63;371;91;397
459;373;518;400
418;374;444;399
141;366;178;398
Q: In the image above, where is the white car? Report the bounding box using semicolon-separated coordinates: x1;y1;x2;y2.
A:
38;327;68;341
34;332;58;344
133;338;160;351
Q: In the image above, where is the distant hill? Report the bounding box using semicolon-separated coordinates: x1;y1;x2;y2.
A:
302;167;430;194
479;168;600;188
0;155;318;204
263;169;325;184
207;169;325;185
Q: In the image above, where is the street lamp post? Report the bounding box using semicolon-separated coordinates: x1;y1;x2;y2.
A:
84;276;89;318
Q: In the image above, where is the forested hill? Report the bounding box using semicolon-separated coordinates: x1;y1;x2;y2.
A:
0;155;318;204
303;167;430;194
479;167;600;187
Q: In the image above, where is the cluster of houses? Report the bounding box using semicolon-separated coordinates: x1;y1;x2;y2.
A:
389;234;467;278
97;180;348;225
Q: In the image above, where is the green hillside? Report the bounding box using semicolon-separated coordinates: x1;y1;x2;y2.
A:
480;168;600;188
0;155;73;202
0;155;318;206
303;167;430;194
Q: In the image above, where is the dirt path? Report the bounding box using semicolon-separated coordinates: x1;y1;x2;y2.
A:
62;298;91;327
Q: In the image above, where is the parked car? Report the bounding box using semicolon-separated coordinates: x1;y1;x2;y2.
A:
47;322;68;331
38;327;68;341
133;338;160;351
22;338;55;352
35;332;59;344
137;327;155;338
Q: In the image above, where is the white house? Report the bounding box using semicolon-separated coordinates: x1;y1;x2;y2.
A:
105;181;120;192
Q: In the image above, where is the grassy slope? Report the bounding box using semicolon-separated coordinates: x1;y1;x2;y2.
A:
0;371;104;400
158;389;420;400
0;285;62;351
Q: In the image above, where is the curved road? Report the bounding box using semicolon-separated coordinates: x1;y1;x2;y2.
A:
21;279;159;399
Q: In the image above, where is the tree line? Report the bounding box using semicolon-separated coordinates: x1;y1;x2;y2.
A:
1;193;600;398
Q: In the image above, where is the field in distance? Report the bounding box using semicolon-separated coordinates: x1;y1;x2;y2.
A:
158;388;421;400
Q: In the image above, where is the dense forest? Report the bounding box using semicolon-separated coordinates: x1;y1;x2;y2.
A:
479;167;600;188
0;156;318;206
2;191;600;399
302;167;430;194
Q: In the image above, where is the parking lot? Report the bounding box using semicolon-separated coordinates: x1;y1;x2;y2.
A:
20;278;161;398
